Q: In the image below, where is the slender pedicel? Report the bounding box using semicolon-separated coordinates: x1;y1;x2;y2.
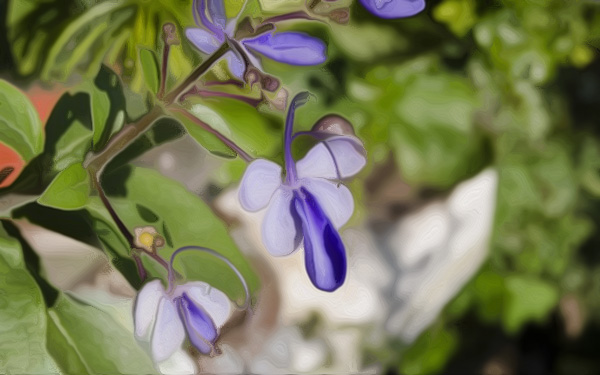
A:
167;246;251;310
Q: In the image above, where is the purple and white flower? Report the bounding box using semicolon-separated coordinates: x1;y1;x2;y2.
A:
238;93;366;292
134;278;232;361
133;246;249;361
359;0;425;19
186;0;327;80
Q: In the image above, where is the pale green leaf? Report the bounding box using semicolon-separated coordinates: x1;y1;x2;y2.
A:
0;225;57;374
502;275;559;333
90;87;111;148
140;48;160;95
0;79;44;162
173;110;237;159
47;293;157;374
38;163;90;210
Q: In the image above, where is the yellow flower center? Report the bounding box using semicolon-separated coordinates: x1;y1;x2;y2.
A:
139;232;155;248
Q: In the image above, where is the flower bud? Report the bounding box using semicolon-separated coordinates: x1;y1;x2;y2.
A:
311;114;355;136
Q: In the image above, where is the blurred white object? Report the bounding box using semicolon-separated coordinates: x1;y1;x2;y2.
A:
212;167;497;373
385;168;498;342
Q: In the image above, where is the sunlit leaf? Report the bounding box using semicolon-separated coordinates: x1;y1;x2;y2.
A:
140;48;160;95
0;79;44;162
38;163;90;210
47;293;157;374
0;224;57;373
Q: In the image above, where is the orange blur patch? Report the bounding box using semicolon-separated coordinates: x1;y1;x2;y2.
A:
0;142;25;188
25;85;65;125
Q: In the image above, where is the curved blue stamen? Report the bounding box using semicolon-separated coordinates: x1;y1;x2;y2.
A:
168;246;250;310
284;92;311;185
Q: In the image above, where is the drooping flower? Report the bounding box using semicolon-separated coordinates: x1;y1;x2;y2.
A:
238;93;366;292
186;0;327;80
134;246;249;361
359;0;425;19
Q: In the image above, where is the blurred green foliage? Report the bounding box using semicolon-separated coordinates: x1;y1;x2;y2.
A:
1;0;600;373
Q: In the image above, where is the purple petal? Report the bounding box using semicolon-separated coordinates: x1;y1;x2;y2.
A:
242;32;327;66
224;50;246;80
186;28;223;54
239;159;282;212
194;0;223;35
301;178;354;229
134;280;166;340
152;298;186;362
359;0;425;19
176;293;218;355
207;0;227;29
175;282;232;328
296;137;366;180
294;187;347;292
262;188;302;256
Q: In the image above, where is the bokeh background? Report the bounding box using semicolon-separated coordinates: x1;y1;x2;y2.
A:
1;0;600;374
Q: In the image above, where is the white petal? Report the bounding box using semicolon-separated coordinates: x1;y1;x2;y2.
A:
134;279;166;340
185;28;222;54
296;143;336;180
326;137;367;178
296;138;366;180
239;159;282;212
302;178;354;228
152;298;186;362
175;282;232;328
262;188;302;256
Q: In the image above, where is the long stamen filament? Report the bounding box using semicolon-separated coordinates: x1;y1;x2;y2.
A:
284;92;311;184
168;246;251;310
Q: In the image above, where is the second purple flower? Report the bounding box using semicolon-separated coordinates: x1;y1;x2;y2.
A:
186;0;327;80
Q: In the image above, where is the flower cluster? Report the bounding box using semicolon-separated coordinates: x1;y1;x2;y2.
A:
131;0;422;364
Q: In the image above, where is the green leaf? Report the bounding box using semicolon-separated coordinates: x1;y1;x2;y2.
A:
433;0;477;37
103;166;260;301
502;275;559;333
38;163;91;210
186;97;280;158
388;73;482;188
140;48;160;95
400;324;457;375
0;224;57;373
173;110;237;159
90;65;128;151
0;79;44;162
39;92;93;181
90;86;111;148
47;293;157;374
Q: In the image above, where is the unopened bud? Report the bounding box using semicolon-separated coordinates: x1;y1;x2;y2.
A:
245;68;261;86
312;114;355;136
261;75;280;92
328;8;350;24
162;23;180;46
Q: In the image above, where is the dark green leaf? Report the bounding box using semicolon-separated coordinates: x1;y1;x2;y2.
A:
103;166;260;302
